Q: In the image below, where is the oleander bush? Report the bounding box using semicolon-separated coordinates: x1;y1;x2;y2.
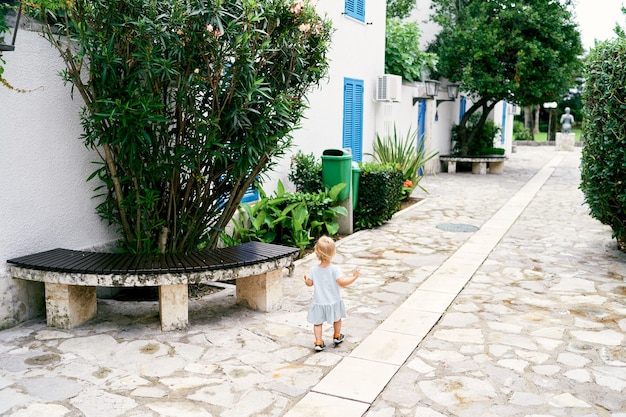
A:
580;39;626;252
35;0;332;254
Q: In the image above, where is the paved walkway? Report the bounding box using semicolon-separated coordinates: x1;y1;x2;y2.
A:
1;147;625;417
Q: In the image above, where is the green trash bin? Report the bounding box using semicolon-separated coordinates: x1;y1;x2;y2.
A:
321;149;352;202
351;161;360;210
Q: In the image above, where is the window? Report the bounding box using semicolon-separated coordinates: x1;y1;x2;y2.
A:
345;0;365;22
342;78;364;161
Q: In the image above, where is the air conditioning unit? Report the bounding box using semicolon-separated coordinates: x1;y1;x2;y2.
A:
375;74;402;102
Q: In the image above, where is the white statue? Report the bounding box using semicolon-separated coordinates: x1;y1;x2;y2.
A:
560;107;574;133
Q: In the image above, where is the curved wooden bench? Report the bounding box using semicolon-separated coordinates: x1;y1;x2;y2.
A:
440;155;507;174
7;241;299;331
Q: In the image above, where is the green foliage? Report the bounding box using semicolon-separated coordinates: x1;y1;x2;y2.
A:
580;39;626;252
0;2;12;43
368;125;438;195
513;120;533;141
36;0;332;254
428;0;583;154
479;147;505;156
451;112;501;156
354;163;404;231
386;0;417;19
221;181;347;256
0;0;19;82
385;18;437;83
288;151;323;193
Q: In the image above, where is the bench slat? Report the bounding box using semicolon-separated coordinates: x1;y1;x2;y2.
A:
7;242;298;276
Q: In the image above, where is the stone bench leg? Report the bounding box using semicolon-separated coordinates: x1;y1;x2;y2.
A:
236;269;283;312
45;282;97;329
472;162;487;174
159;284;189;331
489;161;504;174
445;161;457;173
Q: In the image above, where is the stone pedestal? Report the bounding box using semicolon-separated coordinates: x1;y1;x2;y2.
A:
159;284;189;331
472;162;487;175
236;269;282;311
489;161;505;174
556;133;575;151
45;282;97;329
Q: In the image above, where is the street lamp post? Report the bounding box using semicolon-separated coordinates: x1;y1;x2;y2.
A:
543;102;557;143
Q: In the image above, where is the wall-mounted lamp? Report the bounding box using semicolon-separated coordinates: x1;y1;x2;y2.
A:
0;0;22;52
413;81;460;107
435;83;460;108
412;79;440;105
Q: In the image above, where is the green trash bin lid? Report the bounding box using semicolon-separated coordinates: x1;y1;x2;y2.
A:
322;149;349;157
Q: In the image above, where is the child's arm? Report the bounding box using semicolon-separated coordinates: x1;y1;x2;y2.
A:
337;269;359;287
304;274;314;287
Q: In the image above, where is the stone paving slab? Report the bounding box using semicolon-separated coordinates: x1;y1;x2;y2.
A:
0;147;624;417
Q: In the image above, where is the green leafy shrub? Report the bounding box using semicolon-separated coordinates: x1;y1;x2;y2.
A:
368;125;438;198
221;181;347;256
354;163;404;231
479;147;505;156
288;151;323;193
0;1;19;84
385;18;437;82
451;112;501;156
513;120;533;141
580;39;626;252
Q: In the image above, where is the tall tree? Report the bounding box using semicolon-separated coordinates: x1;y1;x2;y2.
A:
428;0;583;155
386;0;417;19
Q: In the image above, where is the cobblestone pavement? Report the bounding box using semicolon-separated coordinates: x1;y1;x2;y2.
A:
0;146;624;417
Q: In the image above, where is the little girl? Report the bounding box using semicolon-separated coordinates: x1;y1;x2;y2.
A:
304;236;359;351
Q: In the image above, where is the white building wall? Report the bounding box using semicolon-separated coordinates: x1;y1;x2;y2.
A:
0;29;117;328
268;0;386;192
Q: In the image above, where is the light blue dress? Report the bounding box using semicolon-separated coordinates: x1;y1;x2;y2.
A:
306;264;347;325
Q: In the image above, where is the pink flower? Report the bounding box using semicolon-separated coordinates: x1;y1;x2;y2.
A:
298;23;311;33
289;0;305;14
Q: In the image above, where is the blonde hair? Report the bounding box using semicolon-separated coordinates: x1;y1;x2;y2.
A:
314;236;336;261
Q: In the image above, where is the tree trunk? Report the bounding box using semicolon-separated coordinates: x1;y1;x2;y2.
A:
533;105;540;134
524;106;532;130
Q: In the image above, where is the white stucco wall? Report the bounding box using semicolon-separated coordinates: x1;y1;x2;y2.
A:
267;0;386;193
0;29;116;329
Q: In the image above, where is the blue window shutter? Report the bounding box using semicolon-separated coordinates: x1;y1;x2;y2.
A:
500;101;507;145
345;0;365;22
241;186;259;204
459;96;467;124
343;78;364;161
343;81;354;150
